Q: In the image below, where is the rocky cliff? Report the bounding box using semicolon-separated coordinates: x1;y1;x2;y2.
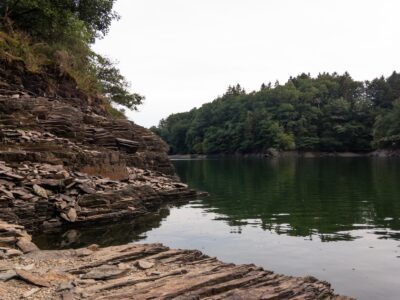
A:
0;60;197;231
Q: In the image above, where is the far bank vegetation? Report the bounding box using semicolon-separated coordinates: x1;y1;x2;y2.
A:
152;74;400;154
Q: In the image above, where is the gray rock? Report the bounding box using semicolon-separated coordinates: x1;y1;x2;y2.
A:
57;281;74;292
0;270;17;281
82;265;130;280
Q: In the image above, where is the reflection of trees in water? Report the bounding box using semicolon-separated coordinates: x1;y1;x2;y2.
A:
33;158;400;247
33;207;172;250
175;158;400;241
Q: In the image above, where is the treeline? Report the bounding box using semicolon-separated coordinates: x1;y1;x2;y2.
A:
152;72;400;154
0;0;143;115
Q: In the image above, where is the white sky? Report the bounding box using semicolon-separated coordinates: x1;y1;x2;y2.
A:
94;0;400;128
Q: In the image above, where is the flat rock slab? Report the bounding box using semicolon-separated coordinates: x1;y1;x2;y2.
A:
15;269;51;287
82;265;130;280
1;243;353;300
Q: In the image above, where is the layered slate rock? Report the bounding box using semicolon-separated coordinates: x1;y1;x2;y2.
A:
0;160;196;231
0;221;352;300
0;221;38;259
0;61;197;230
0;95;174;175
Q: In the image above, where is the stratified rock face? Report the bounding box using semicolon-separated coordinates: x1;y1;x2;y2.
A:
0;60;196;230
0;221;351;300
0;160;196;230
0;95;174;175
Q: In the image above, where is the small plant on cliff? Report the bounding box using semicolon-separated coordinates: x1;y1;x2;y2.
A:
0;0;143;113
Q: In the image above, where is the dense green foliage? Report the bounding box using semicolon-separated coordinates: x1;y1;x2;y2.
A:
152;73;400;154
0;0;143;111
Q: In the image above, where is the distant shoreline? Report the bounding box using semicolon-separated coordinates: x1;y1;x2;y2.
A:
169;149;400;159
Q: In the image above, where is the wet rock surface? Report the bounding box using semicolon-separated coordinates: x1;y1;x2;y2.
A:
0;222;352;300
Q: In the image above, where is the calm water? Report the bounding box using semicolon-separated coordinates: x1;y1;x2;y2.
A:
34;158;400;300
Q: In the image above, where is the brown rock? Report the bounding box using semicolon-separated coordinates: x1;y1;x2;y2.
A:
75;248;93;257
136;260;154;270
16;237;39;253
0;189;14;199
78;184;96;194
23;288;40;298
66;208;77;222
15;269;51;287
3;172;24;181
87;244;100;251
61;292;75;300
5;249;23;258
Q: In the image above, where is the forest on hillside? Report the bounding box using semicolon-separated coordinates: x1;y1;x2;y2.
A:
152;73;400;154
0;0;142;116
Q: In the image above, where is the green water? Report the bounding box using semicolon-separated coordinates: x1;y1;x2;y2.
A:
34;157;400;299
174;158;400;239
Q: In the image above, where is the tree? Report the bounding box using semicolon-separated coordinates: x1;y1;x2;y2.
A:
0;0;118;42
1;0;143;112
152;72;394;154
94;55;144;110
373;99;400;148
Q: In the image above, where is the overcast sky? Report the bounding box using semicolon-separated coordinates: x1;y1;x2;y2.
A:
94;0;400;128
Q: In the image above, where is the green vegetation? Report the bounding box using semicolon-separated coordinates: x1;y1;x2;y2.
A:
0;0;143;112
152;73;400;154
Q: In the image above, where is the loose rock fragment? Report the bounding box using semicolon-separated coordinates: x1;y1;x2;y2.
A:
66;208;77;222
136;260;155;270
16;237;39;253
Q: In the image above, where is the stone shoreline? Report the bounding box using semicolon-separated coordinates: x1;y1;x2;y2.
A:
0;221;352;300
0;159;198;231
170;149;400;159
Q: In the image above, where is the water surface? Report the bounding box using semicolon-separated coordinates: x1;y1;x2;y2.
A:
35;158;400;300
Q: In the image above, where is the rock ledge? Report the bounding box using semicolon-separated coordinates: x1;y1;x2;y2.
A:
0;221;352;300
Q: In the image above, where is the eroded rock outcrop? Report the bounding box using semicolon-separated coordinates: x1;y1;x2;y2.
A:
0;221;351;300
0;160;196;230
0;61;197;231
